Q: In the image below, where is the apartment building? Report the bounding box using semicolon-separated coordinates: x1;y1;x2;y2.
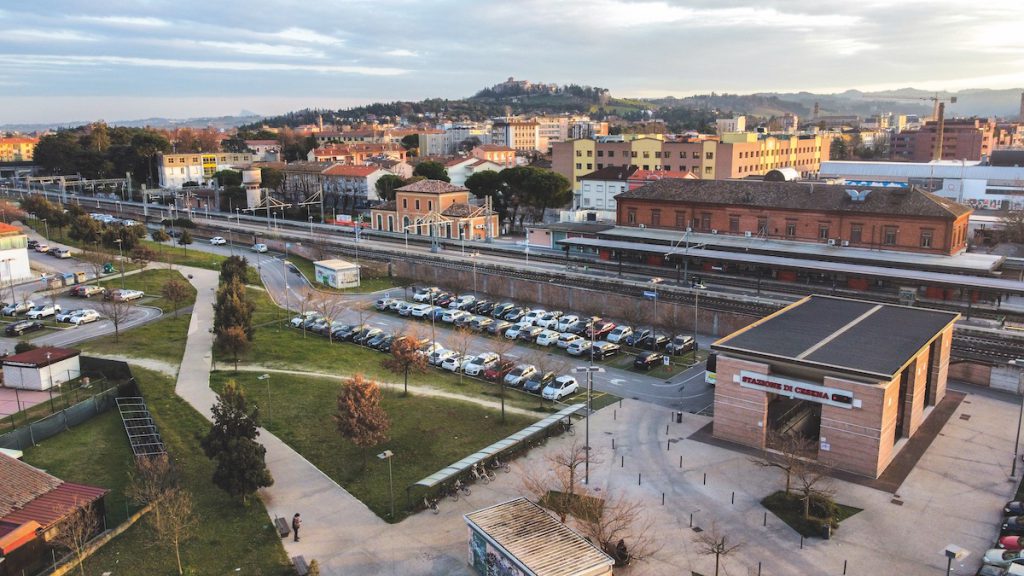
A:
890;118;996;162
157;152;254;188
307;143;407;164
552;133;830;184
491;119;540;151
0;137;39;162
471;145;516;168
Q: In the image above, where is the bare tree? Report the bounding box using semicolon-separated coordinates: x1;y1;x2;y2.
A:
695;522;741;576
50;500;101;576
575;491;659;567
793;458;836;520
490;337;517;423
312;292;347;344
127;454;177;526
749;430;816;495
520;440;597;522
99;296;135;343
154;487;198;576
294;287;316;338
449;326;475;384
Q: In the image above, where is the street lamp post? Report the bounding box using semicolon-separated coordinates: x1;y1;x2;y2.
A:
574;366;605;485
377;450;395;518
942;545;968;576
258;374;271;426
1011;359;1024;478
114;239;125;290
650;278;663;351
41;218;49;243
308;216;314;236
470;252;480;295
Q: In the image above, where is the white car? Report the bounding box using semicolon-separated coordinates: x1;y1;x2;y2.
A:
440;353;465;372
535;330;561;347
464;352;500;377
535;312;563;329
567;340;593;356
2;300;34;316
69;309;101;325
56;308;85;323
442;309;468;323
556;315;580;332
429;349;457;366
504;364;537;387
416;342;444;358
374;297;395;311
397;302;415;316
26;303;61;320
210;236;227;245
110;289;144;302
504;322;532;340
607;325;633;344
542;375;580;400
557;333;583;349
290;311;321;328
521;309;547;326
251;243;268;253
410;304;435;318
387;299;408;311
35;243;50;253
412;287;440;303
983;548;1024;569
448;295;476;310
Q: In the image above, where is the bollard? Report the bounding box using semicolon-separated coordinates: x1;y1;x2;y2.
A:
703;472;706;485
665;424;669;435
763;511;767;526
638;472;642;486
843;560;847;575
667;439;671;451
758;561;762;576
612;438;615;450
689;512;693;527
679;455;683;468
619;399;622;408
621;455;624;468
800;536;804;549
731;491;735;504
614;409;616;420
661;493;665;505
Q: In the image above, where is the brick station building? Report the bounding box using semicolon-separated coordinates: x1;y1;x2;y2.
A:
614;179;972;256
711;295;958;478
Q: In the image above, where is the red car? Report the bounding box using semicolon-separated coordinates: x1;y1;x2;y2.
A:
587;319;616;339
483;359;515;382
1001;536;1024;551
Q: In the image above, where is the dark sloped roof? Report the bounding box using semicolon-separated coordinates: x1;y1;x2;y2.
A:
579;164;638;182
0;454;61;517
3;346;79;368
397;180;469;195
617;179;971;219
442;203;475;217
372;200;397;211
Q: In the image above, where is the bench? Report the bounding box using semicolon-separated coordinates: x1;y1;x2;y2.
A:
274;517;291;538
292;555;309;576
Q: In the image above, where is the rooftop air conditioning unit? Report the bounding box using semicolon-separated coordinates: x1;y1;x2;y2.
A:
711;229;718;234
744;231;752;238
639;223;646;228
841;240;849;247
827;239;837;246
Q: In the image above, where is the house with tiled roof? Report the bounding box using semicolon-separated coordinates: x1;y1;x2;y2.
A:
369;180;500;240
0;137;39;162
0;453;107;575
471;145;516;168
321;164;392;205
445;156;506;187
615;179;972;255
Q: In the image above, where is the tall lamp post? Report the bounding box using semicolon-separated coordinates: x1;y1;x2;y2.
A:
649;277;663;351
470;252;480;296
574;365;605;485
377;450;395;518
257;374;271;426
114;238;125;290
41;218;49;243
942;545;968;576
1010;359;1024;478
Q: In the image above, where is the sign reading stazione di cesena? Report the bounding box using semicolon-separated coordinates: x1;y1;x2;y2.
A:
736;371;857;410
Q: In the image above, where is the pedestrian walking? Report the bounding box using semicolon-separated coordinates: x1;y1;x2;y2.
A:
292;513;302;542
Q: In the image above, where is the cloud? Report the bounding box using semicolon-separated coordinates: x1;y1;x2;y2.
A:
0;54;407;76
7;28;100;42
383;49;418;57
74;15;170;27
267;27;343;46
161;39;328;59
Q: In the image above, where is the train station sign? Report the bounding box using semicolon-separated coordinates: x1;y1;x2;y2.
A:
736;371;857;410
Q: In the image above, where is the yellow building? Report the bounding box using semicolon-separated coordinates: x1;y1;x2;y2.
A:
0;137;39;162
157;152;254;188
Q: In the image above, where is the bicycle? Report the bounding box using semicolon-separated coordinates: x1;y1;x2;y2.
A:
476;462;496;482
454;478;472;498
471;463;490;484
423;495;439;514
489;456;511;474
561;418;575;436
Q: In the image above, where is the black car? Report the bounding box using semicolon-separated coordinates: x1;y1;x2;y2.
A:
376;335;396;353
471;317;494;331
666;335;696;355
330;324;354;340
367;332;390;349
27;239;39;249
492;303;515;318
354;328;383;346
638;333;670;349
592;341;621;359
5;320;44;336
625;329;652;347
523;371;555;394
336;325;364;341
634;352;665;370
488;320;513;336
473;301;495;315
1004;516;1024;536
1007;501;1024;516
566;320;590;335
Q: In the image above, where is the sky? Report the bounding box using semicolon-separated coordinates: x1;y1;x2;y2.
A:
2;0;1023;124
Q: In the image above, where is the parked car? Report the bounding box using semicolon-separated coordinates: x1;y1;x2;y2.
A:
504;364;537;387
492;303;515;318
543;375;580;401
556;314;580;332
592;341;622;359
522;309;547;326
984;548;1024;568
70;284;104;298
53;248;72;259
449;295;476;310
464;352;500;377
470;316;494;331
488;320;513;336
397;302;415;316
107;289;144;302
1006;516;1024;536
453;314;478;328
26;303;60;320
587;319;616;339
6;320;44;336
607;325;633;344
472;301;495;316
483;359;515;382
625;329;652;347
366;332;390;349
290;311;322;328
442;309;469;323
251;243;268;253
1001;536;1024;551
377;335;397;353
387;299;406;311
517;325;545;342
56;308;84;323
210;236;227;245
557;333;583;349
69;309;101;325
330;323;355;340
411;304;438;319
666;335;697;355
440;353;466;372
565;320;590;335
567;340;593;356
27;239;39;249
523;371;555;394
429;349;457;366
535;312;563;329
504;322;530;340
354;328;383;346
2;301;33;316
535;329;561;347
504;307;528;322
412;287;441;303
34;243;49;253
374;297;395;311
634;352;665;370
980;565;1024;576
1006;502;1024;516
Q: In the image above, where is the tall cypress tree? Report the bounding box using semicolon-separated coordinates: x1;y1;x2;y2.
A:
201;380;273;503
213;277;254;338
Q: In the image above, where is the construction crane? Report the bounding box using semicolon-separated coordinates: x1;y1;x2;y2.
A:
884;92;958;160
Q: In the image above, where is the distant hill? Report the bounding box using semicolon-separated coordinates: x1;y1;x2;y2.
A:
1;114;262;133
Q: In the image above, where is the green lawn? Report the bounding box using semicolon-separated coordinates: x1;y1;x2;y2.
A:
761;491;862;538
65;367;292;575
287;254;404;294
80;313;192;365
210;371;537;521
142;238;237;271
97;268;197;313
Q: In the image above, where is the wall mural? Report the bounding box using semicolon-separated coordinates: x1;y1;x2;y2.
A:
469;530;526;576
